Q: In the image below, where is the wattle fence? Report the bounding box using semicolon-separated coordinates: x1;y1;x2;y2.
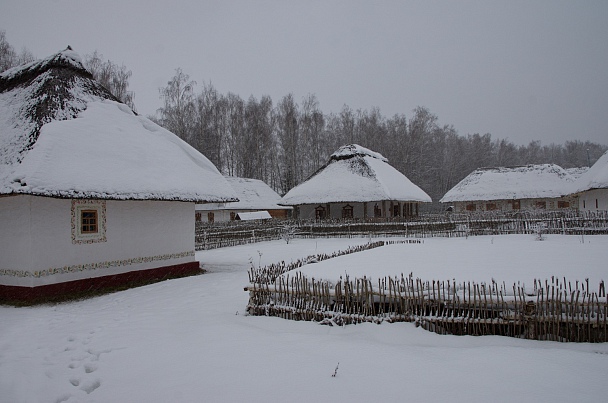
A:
196;210;608;250
244;241;608;343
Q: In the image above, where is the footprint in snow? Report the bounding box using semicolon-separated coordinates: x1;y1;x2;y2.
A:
80;379;101;394
84;363;98;374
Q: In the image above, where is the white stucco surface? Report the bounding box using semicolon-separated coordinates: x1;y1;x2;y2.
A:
0;195;196;287
579;189;608;212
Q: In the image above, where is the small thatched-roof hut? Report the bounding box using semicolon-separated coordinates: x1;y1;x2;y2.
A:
280;144;431;219
195;176;291;222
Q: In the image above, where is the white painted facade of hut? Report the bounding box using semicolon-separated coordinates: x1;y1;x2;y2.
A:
280;144;431;219
0;49;236;302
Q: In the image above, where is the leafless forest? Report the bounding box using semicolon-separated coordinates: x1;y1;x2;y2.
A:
152;69;607;207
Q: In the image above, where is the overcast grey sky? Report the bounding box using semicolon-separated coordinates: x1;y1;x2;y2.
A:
2;0;607;146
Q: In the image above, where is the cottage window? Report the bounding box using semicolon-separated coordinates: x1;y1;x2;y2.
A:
511;200;521;210
557;201;570;209
535;201;546;209
81;210;98;233
315;206;326;220
486;203;497;211
71;200;106;244
466;204;476;212
195;212;202;222
342;204;354;219
373;204;382;218
230;212;236;221
393;204;401;217
207;212;215;223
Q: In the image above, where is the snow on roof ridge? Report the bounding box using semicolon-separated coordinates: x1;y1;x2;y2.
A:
0;46;88;90
477;163;563;171
331;144;388;162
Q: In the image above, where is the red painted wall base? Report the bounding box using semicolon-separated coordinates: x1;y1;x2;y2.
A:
0;261;202;304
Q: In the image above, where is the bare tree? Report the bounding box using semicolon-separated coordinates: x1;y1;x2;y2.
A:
83;51;136;111
0;30;17;72
192;82;225;169
222;92;245;176
0;30;34;72
157;68;196;146
299;94;326;179
275;94;301;194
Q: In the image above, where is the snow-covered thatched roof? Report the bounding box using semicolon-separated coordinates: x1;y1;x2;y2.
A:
222;177;291;210
0;48;237;202
280;144;432;205
571;150;608;193
440;164;575;203
564;167;589;180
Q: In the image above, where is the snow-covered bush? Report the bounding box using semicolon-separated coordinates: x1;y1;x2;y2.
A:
280;223;297;244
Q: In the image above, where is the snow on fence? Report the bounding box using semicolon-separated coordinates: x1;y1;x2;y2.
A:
197;210;608;250
245;241;608;343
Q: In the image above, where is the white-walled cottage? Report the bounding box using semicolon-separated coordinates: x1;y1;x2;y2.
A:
570;150;608;212
0;48;237;302
440;164;577;212
280;144;431;219
195;176;291;223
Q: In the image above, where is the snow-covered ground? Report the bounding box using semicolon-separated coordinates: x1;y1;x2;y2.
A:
295;234;607;286
1;235;607;403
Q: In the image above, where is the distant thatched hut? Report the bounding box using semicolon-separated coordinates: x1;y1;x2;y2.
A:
440;164;577;212
280;144;431;219
195;176;291;223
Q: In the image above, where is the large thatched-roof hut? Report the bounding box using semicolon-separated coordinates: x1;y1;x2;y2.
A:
0;48;237;302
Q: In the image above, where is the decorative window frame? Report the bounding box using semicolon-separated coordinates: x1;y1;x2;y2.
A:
71;200;107;244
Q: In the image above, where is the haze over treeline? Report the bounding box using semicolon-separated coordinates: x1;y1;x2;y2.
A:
151;69;608;205
2;32;606;205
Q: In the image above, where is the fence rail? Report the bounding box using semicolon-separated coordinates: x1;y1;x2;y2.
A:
245;241;608;343
197;210;608;250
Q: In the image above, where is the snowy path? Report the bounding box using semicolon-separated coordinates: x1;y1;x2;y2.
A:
1;236;608;402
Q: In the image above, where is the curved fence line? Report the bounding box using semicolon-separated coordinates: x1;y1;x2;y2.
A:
245;241;607;343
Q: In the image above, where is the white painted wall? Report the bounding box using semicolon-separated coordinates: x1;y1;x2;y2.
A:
579;189;608;212
1;195;196;287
